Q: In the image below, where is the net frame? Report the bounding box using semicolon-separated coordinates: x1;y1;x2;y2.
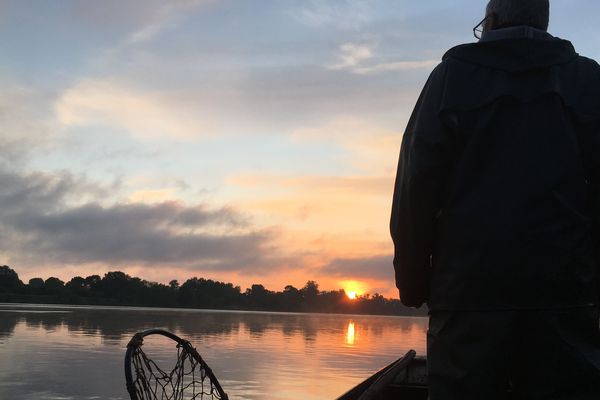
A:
124;328;229;400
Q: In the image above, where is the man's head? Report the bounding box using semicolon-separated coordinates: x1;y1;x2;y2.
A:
484;0;550;33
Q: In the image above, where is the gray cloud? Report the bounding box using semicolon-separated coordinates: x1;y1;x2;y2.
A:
320;254;394;281
0;168;280;272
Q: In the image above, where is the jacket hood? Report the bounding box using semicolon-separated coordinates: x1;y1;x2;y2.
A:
443;35;578;73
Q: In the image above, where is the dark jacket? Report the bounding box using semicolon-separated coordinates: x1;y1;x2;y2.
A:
390;27;600;310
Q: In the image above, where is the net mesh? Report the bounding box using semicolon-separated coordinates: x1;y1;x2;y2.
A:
127;335;227;400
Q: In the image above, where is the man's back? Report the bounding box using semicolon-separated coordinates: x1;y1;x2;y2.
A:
389;20;600;399
390;26;600;311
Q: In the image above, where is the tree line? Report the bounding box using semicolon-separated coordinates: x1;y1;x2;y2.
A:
0;265;427;316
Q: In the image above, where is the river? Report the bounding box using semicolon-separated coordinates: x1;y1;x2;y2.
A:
0;303;428;400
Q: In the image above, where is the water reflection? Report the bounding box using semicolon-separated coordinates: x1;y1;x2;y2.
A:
0;312;19;344
346;322;355;345
0;304;428;400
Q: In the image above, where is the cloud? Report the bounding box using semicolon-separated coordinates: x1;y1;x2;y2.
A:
0;84;59;167
352;60;439;75
225;170;396;264
291;116;403;174
129;188;179;204
329;42;438;75
0;168;283;273
223;117;404;253
228;173;392;198
329;43;374;70
120;0;219;45
55;79;214;140
320;254;394;281
293;0;373;30
67;0;218;45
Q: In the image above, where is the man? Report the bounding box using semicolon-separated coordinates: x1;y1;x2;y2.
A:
389;0;600;398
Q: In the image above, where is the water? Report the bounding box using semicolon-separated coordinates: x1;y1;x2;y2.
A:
0;303;428;400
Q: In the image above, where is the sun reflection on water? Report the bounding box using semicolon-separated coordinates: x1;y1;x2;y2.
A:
346;322;355;345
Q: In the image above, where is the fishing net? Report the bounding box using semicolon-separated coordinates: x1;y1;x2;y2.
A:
125;329;229;400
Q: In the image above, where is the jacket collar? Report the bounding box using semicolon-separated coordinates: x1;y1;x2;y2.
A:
444;27;577;73
480;25;554;42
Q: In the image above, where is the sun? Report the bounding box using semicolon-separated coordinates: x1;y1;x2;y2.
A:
342;280;366;300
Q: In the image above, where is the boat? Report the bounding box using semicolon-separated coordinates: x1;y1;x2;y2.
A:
336;351;527;400
336;350;428;400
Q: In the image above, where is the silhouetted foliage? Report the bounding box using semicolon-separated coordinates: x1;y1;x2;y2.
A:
45;277;65;294
178;277;240;309
28;277;45;294
65;276;88;296
0;266;428;316
0;266;23;292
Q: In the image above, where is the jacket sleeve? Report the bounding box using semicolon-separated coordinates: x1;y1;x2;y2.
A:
588;126;600;301
580;61;600;303
390;63;450;308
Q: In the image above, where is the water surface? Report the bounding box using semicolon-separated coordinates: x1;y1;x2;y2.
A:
0;303;428;400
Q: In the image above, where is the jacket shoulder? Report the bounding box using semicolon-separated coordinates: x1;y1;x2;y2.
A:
436;44;600;120
576;54;600;68
574;54;600;76
442;43;475;61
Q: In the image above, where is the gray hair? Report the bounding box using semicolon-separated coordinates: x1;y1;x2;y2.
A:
486;0;550;31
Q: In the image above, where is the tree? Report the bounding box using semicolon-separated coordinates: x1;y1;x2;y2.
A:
28;277;45;292
66;276;88;296
301;281;319;297
84;275;102;294
178;277;242;309
98;271;145;303
45;277;65;294
281;285;301;311
245;284;274;309
0;266;23;293
284;285;298;293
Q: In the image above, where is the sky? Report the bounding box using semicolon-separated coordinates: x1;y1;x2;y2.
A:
2;0;599;298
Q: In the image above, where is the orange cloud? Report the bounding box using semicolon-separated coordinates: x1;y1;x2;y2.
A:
291;116;403;174
221;134;401;294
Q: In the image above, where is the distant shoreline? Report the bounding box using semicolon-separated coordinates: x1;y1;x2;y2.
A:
0;301;429;318
0;266;428;317
0;297;429;317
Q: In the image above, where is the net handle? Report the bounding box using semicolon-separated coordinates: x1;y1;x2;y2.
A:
124;328;229;400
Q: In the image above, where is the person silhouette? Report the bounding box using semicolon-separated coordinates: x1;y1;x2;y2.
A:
390;0;600;398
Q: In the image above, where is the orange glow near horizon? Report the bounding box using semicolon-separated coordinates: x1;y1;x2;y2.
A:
346;291;357;300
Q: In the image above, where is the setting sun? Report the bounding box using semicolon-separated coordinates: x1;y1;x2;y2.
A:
342;280;366;300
